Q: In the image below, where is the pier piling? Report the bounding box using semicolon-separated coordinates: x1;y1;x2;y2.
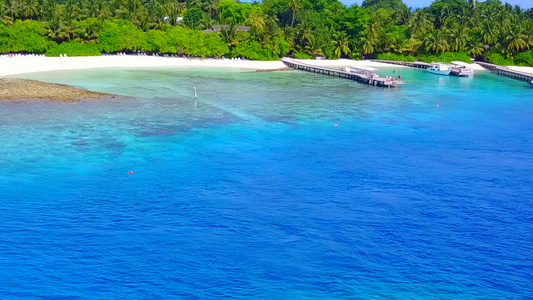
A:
281;58;405;88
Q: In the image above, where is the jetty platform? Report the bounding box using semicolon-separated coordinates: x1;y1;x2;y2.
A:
281;58;405;88
372;59;431;69
476;62;533;82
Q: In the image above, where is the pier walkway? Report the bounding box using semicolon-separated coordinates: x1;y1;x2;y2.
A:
476;62;533;82
281;58;405;88
372;59;431;69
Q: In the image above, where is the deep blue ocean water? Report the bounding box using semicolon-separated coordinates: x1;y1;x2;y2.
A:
0;67;532;299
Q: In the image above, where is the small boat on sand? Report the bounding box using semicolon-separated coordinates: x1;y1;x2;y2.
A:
450;61;475;77
427;63;451;75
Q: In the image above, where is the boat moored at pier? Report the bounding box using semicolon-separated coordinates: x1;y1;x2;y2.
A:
450;61;475;77
281;58;405;88
427;63;451;75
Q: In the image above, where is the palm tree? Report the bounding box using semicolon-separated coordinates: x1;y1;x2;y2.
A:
39;0;57;21
187;0;202;9
381;32;402;54
297;18;313;44
45;15;63;41
408;10;434;38
304;35;324;57
495;7;512;33
20;0;38;19
283;26;297;52
220;23;238;47
0;0;8;22
359;33;377;56
289;0;300;27
74;17;100;43
400;37;422;56
1;0;18;22
481;21;498;46
465;36;484;58
424;30;450;53
332;31;350;58
359;24;379;55
447;25;469;52
246;13;266;41
59;21;75;41
84;0;103;18
63;0;78;28
505;27;527;52
204;0;218;20
523;21;533;49
162;1;185;26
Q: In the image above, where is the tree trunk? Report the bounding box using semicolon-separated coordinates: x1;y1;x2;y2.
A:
291;10;295;27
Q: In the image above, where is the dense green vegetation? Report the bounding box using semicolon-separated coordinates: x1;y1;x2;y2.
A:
0;0;532;65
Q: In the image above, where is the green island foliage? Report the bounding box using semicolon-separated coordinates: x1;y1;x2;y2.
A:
376;53;415;62
514;50;533;66
46;41;102;56
418;52;471;63
485;52;515;66
0;0;531;65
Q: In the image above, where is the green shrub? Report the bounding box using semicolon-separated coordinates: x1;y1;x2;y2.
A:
514;50;533;67
263;35;290;59
98;19;144;53
142;30;166;53
160;27;229;57
0;20;52;53
292;52;314;59
485;52;514;66
348;51;362;60
203;33;230;57
418;52;471;63
376;53;415;62
45;41;102;56
230;39;274;60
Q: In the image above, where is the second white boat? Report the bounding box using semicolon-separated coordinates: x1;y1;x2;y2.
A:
427;63;451;75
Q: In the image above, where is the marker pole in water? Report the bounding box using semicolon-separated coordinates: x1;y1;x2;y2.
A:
193;87;198;108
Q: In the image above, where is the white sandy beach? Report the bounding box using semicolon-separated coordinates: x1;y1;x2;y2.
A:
0;55;285;77
2;55;532;77
0;55;421;77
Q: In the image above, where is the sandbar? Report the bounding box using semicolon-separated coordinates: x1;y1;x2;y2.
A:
0;78;115;101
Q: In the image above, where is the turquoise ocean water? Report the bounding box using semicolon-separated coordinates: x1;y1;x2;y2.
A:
0;67;532;298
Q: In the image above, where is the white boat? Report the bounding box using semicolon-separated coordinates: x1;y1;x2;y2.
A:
449;61;475;77
427;63;451;75
530;80;533;88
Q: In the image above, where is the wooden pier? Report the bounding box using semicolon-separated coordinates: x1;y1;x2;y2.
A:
372;59;431;69
476;62;533;82
281;58;405;88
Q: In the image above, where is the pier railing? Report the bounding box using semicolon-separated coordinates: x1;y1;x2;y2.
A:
476;62;533;82
281;58;405;88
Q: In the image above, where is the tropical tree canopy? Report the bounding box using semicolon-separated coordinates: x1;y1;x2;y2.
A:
0;0;531;64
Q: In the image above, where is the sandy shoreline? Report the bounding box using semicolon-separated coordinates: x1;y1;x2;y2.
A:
1;55;531;77
0;56;418;77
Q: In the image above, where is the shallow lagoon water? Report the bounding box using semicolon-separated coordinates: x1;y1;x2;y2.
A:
0;67;532;298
